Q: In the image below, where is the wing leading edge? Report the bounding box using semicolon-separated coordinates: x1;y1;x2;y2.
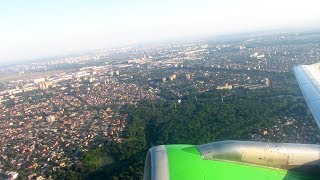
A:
294;62;320;128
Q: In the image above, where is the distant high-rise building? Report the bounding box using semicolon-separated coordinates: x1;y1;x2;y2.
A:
216;83;232;90
33;78;46;84
169;74;177;81
46;115;55;123
186;73;192;80
265;78;270;87
251;52;259;57
39;82;52;90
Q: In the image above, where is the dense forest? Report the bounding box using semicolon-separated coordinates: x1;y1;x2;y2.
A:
59;86;319;179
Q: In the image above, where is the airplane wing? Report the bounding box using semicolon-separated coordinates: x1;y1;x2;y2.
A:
293;62;320;128
144;141;319;180
143;64;320;180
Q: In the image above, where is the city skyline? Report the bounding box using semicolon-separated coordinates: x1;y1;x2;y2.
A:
1;0;320;63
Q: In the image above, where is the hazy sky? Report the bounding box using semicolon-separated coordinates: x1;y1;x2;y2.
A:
0;0;319;63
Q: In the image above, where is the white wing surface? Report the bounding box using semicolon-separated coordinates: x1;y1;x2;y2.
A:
294;62;320;128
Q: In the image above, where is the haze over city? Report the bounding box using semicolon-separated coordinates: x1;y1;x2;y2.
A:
1;0;320;63
2;1;320;179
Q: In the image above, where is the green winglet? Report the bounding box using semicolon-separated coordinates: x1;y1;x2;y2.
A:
165;145;317;180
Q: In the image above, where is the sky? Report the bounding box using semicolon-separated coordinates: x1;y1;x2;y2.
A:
0;0;319;63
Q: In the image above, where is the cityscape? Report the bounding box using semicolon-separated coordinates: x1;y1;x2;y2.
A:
1;31;320;179
1;0;320;178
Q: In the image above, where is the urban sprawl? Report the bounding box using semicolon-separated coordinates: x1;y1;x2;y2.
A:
1;32;320;179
